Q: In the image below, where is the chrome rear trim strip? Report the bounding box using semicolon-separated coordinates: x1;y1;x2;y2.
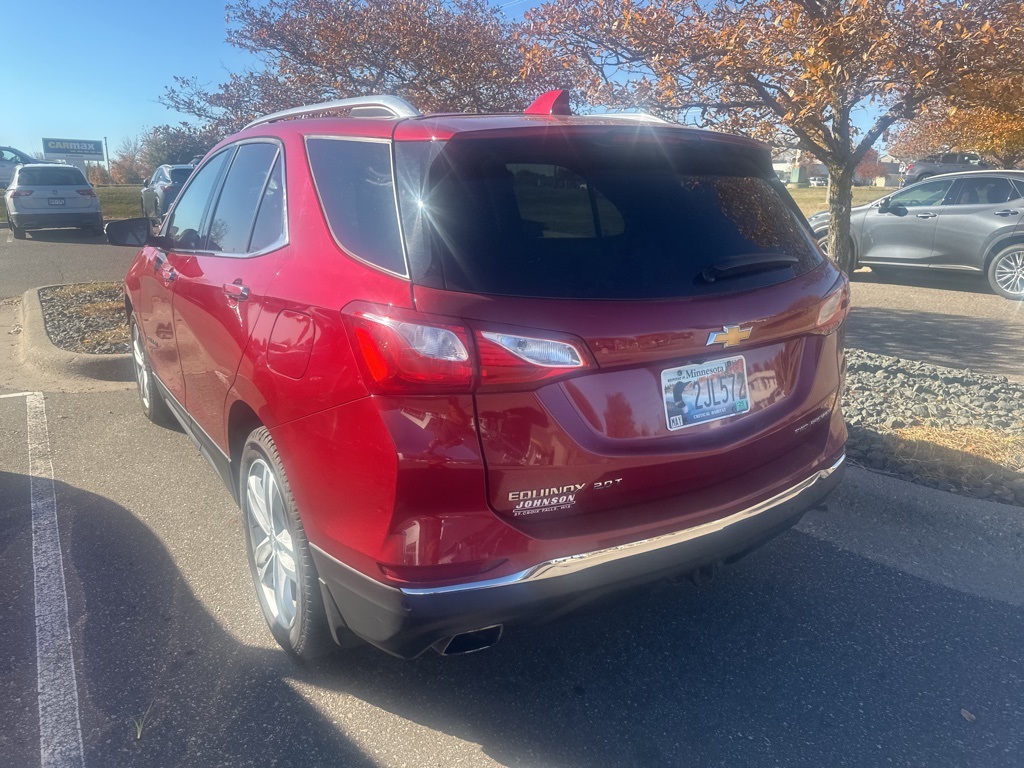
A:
401;454;846;597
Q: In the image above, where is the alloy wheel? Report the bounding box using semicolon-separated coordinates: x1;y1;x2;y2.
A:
131;322;151;409
246;458;298;630
992;249;1024;298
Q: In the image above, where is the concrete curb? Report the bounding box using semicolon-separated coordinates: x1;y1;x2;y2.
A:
19;286;133;384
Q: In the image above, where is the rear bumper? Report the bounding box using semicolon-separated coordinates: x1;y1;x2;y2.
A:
313;452;846;658
9;211;102;229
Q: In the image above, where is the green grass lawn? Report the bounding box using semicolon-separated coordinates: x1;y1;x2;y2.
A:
1;185;141;225
787;186;894;216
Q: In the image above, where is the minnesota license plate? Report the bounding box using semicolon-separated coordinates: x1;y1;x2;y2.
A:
48;198;65;206
661;355;750;430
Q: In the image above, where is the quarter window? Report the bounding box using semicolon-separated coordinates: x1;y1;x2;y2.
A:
306;138;405;275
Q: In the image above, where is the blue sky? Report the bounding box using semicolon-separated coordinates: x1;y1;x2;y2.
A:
3;1;254;158
2;0;542;161
3;0;882;161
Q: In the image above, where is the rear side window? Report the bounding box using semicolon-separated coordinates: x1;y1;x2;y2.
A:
398;135;820;299
306;137;406;275
18;168;87;186
207;142;280;254
170;167;193;184
952;177;1018;205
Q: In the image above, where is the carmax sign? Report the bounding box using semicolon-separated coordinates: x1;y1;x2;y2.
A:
42;138;104;160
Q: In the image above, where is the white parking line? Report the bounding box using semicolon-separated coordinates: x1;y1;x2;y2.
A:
16;391;85;768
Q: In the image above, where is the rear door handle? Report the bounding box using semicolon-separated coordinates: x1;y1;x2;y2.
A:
223;281;250;301
994;209;1020;216
915;212;937;219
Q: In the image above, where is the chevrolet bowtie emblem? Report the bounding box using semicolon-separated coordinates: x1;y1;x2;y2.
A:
706;325;752;348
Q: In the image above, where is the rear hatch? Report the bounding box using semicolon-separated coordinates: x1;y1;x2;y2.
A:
392;126;847;527
13;166;97;211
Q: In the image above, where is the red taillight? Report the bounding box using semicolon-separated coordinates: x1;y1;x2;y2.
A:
76;188;97;197
344;306;473;394
342;303;594;394
816;279;850;334
11;189;33;197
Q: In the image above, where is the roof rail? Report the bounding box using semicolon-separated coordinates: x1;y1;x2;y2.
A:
597;112;672;125
244;95;421;129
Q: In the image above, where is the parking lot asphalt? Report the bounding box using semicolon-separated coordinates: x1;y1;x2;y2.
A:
2;232;1023;767
847;267;1024;383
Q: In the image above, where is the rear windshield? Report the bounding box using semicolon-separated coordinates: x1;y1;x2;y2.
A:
18;167;87;186
169;167;194;184
396;134;821;299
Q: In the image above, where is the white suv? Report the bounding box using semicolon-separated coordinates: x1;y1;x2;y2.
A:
4;164;103;239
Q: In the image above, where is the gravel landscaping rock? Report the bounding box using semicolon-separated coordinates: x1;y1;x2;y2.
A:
33;284;1024;507
38;283;129;355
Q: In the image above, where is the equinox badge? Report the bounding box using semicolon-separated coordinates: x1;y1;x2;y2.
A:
706;325;752;348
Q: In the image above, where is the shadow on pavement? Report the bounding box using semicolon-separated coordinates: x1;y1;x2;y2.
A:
8;470;1024;766
852;267;994;296
40;473;374;768
845;304;1024;379
17;229;108;245
315;530;1024;767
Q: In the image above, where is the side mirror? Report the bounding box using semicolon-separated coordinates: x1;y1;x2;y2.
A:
105;217;151;246
877;198;890;213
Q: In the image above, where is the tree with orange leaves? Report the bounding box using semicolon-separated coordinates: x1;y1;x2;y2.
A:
889;76;1024;168
163;0;561;136
524;0;1024;273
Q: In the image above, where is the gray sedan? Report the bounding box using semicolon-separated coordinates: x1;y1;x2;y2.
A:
808;170;1024;299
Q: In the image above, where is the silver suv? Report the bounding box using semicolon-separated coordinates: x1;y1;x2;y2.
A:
4;164;103;239
808;170;1024;299
901;152;989;184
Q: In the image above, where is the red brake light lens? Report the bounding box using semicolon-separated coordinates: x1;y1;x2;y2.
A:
342;304;595;394
344;308;473;393
11;189;33;197
816;280;850;333
76;188;97;197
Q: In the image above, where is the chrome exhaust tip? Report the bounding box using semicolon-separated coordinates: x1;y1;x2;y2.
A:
433;625;503;656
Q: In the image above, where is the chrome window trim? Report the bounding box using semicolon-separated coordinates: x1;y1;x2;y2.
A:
304;135;411;280
161;138;289;259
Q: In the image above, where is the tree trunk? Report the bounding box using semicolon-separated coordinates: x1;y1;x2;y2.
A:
826;163;856;275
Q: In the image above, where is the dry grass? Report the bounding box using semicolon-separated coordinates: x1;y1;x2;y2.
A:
888;425;1024;494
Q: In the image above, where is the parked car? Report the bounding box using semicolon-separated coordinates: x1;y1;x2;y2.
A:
140;164;195;221
113;91;849;660
4;164;103;239
808;176;827;187
0;146;41;187
807;170;1024;299
901;152;989;184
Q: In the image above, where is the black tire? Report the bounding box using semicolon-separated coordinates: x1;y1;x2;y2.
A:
240;427;333;660
986;244;1024;300
129;317;176;427
141;199;148;218
815;230;855;275
12;223;26;239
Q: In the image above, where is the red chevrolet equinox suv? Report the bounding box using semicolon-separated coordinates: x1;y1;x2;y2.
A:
119;91;848;660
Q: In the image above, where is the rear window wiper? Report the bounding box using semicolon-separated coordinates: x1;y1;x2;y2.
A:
700;253;799;283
